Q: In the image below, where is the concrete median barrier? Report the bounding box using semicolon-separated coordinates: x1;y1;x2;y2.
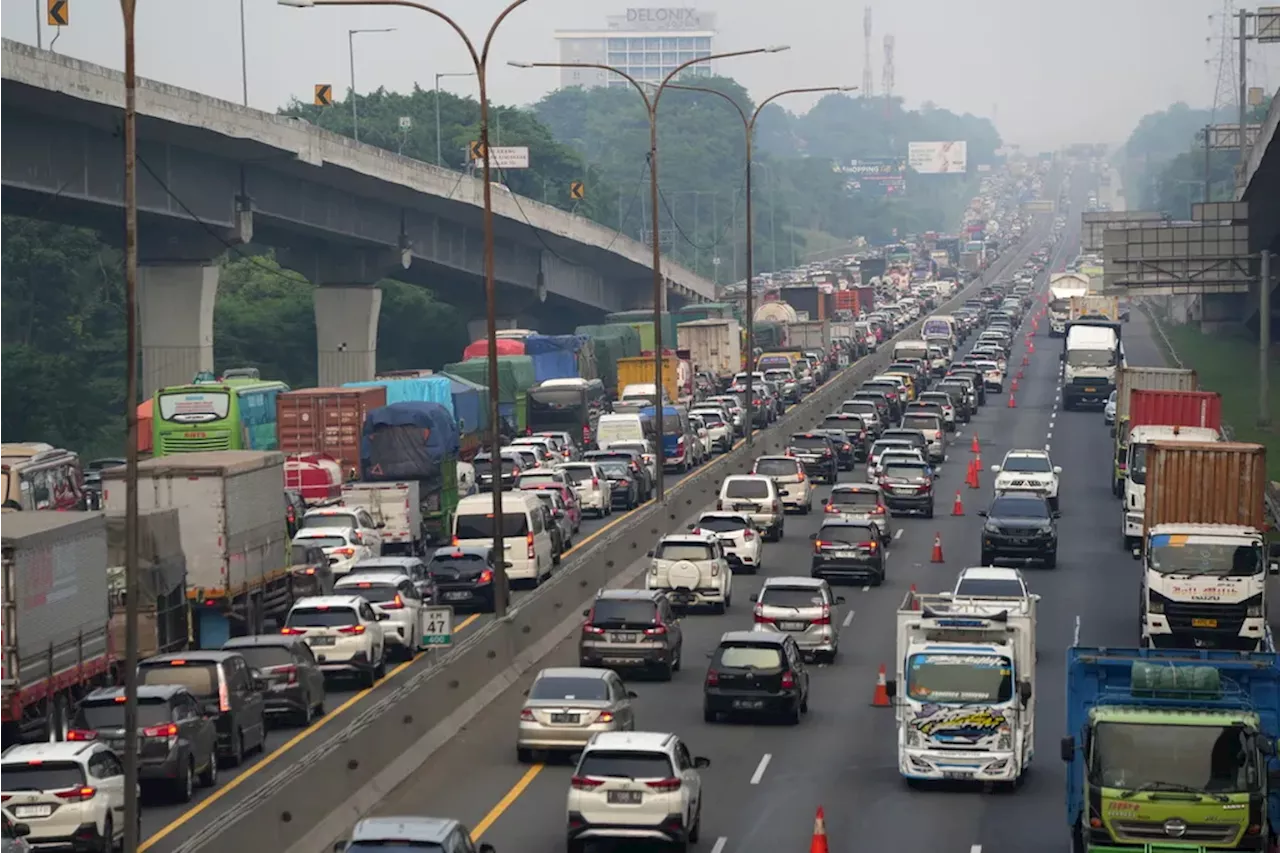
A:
170;225;1047;853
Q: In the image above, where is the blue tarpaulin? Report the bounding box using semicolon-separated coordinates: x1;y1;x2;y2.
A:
524;335;581;383
361;402;459;481
345;377;455;414
441;373;487;436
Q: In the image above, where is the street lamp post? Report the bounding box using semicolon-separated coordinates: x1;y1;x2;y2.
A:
661;83;856;446
510;48;789;500
348;27;397;142
280;0;534;619
436;71;477;167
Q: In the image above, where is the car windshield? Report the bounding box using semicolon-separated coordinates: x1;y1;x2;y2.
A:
338;581;401;604
286;606;358;628
294;536;348;550
529;676;609;701
299;513;357;531
819;525;876;544
716;644;783;669
1003;455;1052;473
902;416;940;431
759;587;826;608
595;460;632;478
871;441;911;457
588;598;659;626
655;542;714;561
725;479;771;499
430;552;488;570
577;751;674;779
955;579;1025;599
842;401;877;415
789;436;830;450
823;419;861;433
764;371;792;382
754;459;800;477
516;473;561;488
1090;722;1250;793
78;697;172;729
990;497;1049;519
696;516;749;533
138;662;216;697
0;762;86;791
695;412;725;426
559;466;596;484
905;652;1013;703
226;645;295;669
829;490;880;510
1148;536;1264;578
882;464;929;479
455;513;530;539
1066;349;1117;367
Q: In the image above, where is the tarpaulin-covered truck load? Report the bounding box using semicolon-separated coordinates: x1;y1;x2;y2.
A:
2;512;114;743
462;337;525;360
524;334;593;383
575;324;642;397
444;355;537;434
675;302;737;324
344;376;455;412
605;310;679;353
106;509;187;660
277;386;387;479
441;372;488;459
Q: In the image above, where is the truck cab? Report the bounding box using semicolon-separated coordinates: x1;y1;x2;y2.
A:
886;590;1036;786
1062;323;1122;410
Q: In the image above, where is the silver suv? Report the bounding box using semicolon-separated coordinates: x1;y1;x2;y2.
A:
749;576;844;663
717;475;783;541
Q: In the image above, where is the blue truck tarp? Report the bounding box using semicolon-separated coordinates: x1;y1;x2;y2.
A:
524;335;582;383
361;402;459;481
345;377;455;414
441;372;488;437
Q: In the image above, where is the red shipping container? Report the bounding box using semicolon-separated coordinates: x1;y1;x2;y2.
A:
276;386;387;478
1129;389;1223;432
463;338;525;360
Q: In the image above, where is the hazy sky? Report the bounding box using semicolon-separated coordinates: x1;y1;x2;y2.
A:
3;0;1276;151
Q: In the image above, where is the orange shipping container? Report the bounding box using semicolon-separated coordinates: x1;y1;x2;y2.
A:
275;386;387;478
1144;441;1268;531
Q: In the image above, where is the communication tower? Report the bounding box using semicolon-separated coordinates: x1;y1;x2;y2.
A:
882;34;895;117
862;7;875;98
1208;0;1239;124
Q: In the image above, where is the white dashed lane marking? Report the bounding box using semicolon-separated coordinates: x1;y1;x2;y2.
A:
750;754;772;785
842;610;855;627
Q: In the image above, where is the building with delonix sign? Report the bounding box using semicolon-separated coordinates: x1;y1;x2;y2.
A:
552;8;717;90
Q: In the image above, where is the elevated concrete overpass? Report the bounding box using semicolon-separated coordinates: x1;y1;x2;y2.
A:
0;39;716;393
1236;87;1280;330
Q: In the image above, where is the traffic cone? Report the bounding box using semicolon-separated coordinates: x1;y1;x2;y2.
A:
1011;377;1019;392
909;583;919;609
966;457;980;489
1022;353;1030;366
871;665;892;707
1007;392;1017;408
810;806;830;853
952;490;965;515
1029;341;1036;354
1016;368;1024;380
970;433;981;454
931;532;945;563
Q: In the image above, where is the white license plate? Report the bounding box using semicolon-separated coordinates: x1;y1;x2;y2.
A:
13;805;52;819
607;790;643;805
550;713;580;724
732;698;765;709
307;636;336;646
611;632;638;642
443;591;471;601
942;771;972;781
778;621;807;631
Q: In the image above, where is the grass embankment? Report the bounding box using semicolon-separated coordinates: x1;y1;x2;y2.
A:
1159;323;1280;482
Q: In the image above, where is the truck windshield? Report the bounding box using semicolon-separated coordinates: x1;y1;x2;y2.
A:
1066;349;1116;368
1148;536;1263;577
1128;444;1150;485
905;653;1013;703
1049;299;1071;313
1090;722;1250;793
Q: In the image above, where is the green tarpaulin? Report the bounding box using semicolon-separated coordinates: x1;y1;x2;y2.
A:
443;356;536;404
575;324;643;396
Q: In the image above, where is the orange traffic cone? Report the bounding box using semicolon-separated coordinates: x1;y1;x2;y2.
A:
1011;377;1019;392
966;457;980;489
970;433;981;454
1007;392;1017;408
931;532;945;563
1022;353;1030;366
871;665;892;707
1028;341;1036;354
909;583;919;609
810;806;830;853
1016;368;1024;380
952;490;965;515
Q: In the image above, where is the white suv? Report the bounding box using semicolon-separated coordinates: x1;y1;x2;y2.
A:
689;511;763;574
556;462;611;518
566;731;709;852
282;595;388;687
689;407;732;452
991;449;1062;510
334;571;427;661
0;741;131;849
646;533;732;613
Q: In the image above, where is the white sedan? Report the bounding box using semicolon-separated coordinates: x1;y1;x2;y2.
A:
991;449;1062;510
689;511;764;574
555;462;611;518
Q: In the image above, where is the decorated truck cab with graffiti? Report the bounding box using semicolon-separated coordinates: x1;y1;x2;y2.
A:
1062;647;1280;852
887;590;1036;785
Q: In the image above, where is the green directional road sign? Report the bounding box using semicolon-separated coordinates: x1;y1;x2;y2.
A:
421;606;454;647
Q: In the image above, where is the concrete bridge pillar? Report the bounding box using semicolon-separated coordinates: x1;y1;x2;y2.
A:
138;262;219;399
314;284;382;386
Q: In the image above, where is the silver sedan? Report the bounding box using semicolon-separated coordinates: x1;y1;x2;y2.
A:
516;667;637;762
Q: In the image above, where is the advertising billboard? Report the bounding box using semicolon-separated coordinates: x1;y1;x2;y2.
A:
908;141;968;174
838;158;906;195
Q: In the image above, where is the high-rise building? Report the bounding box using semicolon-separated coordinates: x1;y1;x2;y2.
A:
552;8;717;90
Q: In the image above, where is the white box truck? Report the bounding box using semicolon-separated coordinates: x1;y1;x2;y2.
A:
676;319;742;388
886;589;1036;786
1047;273;1089;336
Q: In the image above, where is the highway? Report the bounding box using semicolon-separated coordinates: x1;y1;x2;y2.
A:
314;203;1157;853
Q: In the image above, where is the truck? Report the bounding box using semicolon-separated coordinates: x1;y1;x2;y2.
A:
2;512;114;744
1062;647;1280;851
359;402;461;548
677;319;742;388
102;450;293;649
1062;322;1123;410
1069;295;1119;323
885;590;1037;787
1121;390;1224;549
106;509;188;664
1109;367;1199;497
618;354;680;403
787;319;831;352
340;480;426;556
959;251;983;276
1136;441;1276;651
1048;273;1091;336
277;386;387;482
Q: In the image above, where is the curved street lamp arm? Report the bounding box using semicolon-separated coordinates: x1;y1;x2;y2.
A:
752;86;854;129
660;82;749;130
304;0;480;69
481;0;533;66
524;61;653;113
653;47;775;112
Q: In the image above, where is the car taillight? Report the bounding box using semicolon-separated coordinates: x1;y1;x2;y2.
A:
382;595;405;610
219;675;231;713
526;531;535;559
784;449;793;457
451;536;460;546
705;669;720;686
583;425;591;441
796;470;805;481
520;709;536;721
478;568;494;584
54;787;96;802
870;505;886;514
754;606;775;624
280;626;304;635
646;778;682;791
571;776;605;790
525;427;533;436
338;625;367;635
333;547;355;558
814;539;826;552
863;540;879;551
598;711;615;723
273;665;299;684
780;671;797;689
771;501;780;513
824;503;840;514
143;723;180;738
67;729;97;741
824;449;833;456
742;529;754;540
583;622;606;635
813;605;832;626
644;625;668;636
592;477;599;487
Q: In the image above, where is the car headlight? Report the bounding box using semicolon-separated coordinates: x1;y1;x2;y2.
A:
906;728;922;747
1247;602;1264;617
984;522;1001;534
1147;596;1164;614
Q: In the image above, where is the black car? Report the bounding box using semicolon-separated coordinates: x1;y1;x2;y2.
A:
785;433;839;484
473;452;521;492
978;493;1060;568
947;367;987;406
810;519;885;585
876;459;935;517
428;544;499;611
934;380;973;423
221;635;327;726
703;631;809;725
72;684;218;802
586;454;641;509
860;381;904;419
584;449;652;501
813;425;860;469
847;394;891;434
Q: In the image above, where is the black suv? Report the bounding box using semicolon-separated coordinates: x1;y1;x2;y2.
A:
427;544;499;612
978;493;1060;568
579;589;684;680
810;519;886;585
704;631;809;725
876;459;935;517
473;452;520;492
72;685;218;802
785;433;839;484
222;635;327;727
813;426;859;469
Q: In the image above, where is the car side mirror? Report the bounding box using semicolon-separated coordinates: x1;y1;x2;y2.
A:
478;845;496;853
749;593;758;603
333;843;347;853
583;609;591;617
1060;736;1075;762
808;532;817;540
1018;680;1032;706
884;679;897;700
976;509;987;517
627;690;638;699
376;612;390;621
1132;547;1142;561
1053;466;1062;475
693;756;712;769
202;701;220;716
687;523;695;530
646;550;654;558
376;522;386;529
1059;352;1065;361
1052;511;1061;519
835;596;846;604
989;465;999;472
12;823;31;838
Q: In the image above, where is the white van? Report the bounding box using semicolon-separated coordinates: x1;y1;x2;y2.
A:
596;413;651;449
452;491;554;586
892;339;930;362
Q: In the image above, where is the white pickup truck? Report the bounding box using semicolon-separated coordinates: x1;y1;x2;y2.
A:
340;481;426;556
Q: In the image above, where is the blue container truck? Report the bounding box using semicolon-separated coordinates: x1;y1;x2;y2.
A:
1062;646;1280;852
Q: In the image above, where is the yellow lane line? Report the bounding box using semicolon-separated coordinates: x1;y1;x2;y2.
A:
471;763;545;840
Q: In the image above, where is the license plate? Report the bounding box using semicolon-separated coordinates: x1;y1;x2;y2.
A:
443;591;471;601
550;713;580;724
307;636;336;646
607;790;643;805
611;632;638;642
1192;618;1219;628
734;503;757;512
732;698;765;710
1084;387;1096;393
942;771;972;781
12;805;52;819
778;621;807;631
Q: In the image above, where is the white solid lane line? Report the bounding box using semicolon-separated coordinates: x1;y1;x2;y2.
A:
710;838;728;853
750;754;772;785
894;528;904;540
970;846;983;853
842;610;855;627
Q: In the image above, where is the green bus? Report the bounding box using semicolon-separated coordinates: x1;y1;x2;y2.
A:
153;369;290;455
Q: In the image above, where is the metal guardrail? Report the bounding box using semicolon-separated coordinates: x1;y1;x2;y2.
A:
1139;300;1280;528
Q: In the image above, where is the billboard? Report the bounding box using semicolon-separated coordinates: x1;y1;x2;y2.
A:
908;141;968;174
837;158;906;195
